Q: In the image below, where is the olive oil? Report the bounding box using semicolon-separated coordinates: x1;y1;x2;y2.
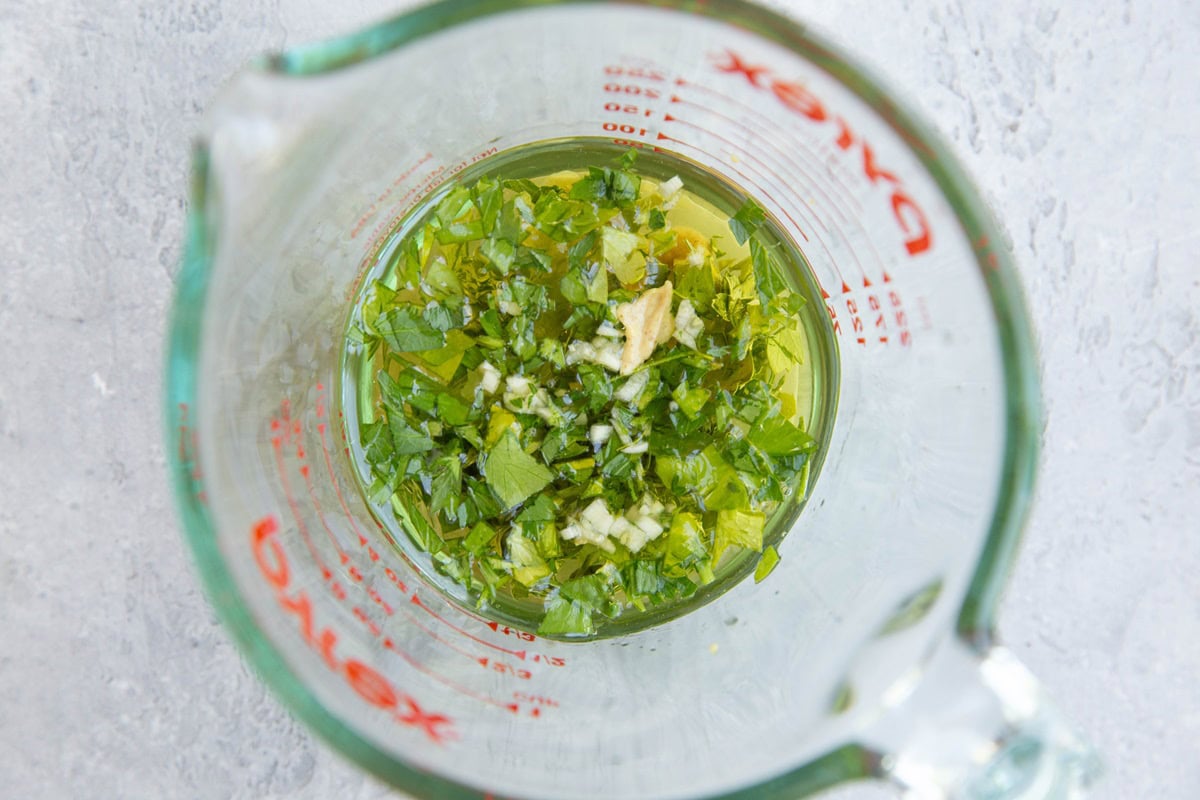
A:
340;139;838;638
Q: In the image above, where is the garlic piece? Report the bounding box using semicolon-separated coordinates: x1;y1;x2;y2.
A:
615;281;675;375
673;298;704;349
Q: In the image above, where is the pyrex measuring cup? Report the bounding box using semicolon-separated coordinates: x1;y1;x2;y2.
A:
165;1;1100;797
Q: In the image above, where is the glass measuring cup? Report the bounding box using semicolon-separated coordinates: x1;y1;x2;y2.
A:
165;0;1100;797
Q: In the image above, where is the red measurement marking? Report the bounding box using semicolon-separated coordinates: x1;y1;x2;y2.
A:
669;93;858;227
655;129;834;273
316;417;371;546
477;657;532;681
296;443;350;566
485;621;537;642
673;77;863;215
845;296;867;346
294;385;360;566
340;572;523;713
527;653;567;667
602;121;649;137
610;138;658;151
381;637;520;714
656;123;809;243
829;224;871;286
251;515;456;742
602;82;663;100
309;398;509;663
271;432;332;580
671;95;879;286
410;593;528;660
604;64;668;82
395;598;500;662
709;51;933;257
870;296;888;333
657;125;868;294
350;152;435;240
514;692;560;707
304;390;564;693
887;289;912;346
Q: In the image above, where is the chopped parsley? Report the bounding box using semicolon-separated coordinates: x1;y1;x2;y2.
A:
353;152;815;637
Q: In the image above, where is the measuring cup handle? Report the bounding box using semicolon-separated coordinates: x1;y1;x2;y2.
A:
861;637;1100;799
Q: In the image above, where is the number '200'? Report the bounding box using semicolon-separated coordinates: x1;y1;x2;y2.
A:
604;84;660;98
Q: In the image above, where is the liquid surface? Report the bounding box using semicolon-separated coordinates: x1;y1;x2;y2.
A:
342;140;837;638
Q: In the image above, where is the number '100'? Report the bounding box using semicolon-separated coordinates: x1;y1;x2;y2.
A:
602;122;647;136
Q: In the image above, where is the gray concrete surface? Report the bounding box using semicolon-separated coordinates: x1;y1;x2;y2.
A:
1;0;1197;797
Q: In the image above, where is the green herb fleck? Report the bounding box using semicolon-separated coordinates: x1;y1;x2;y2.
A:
374;306;445;352
728;197;766;245
753;545;780;583
484;430;555;510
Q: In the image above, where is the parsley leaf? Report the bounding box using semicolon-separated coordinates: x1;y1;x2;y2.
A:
436;393;471;426
436;219;485;244
484;430;555;510
481;238;515;273
610;169;640;207
375;305;446;352
601;227;645;284
750;238;789;310
728;197;766;245
559;268;589;305
474;179;503;234
430;456;462;522
671;382;711;419
388;416;435;455
463;521;497;555
713;508;765;562
423;299;463;332
506;531;551;587
569;167;609;202
748;416;815;457
754;545;780;583
538;596;593;636
516;494;557;527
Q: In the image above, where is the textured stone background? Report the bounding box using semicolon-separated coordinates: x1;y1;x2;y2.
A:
1;0;1196;797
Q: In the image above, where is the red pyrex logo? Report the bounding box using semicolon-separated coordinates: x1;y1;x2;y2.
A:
251;516;455;743
713;51;933;257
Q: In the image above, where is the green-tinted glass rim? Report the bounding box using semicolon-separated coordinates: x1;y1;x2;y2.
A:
164;0;1040;797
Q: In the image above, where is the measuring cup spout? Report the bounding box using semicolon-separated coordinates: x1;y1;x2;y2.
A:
858;636;1100;800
